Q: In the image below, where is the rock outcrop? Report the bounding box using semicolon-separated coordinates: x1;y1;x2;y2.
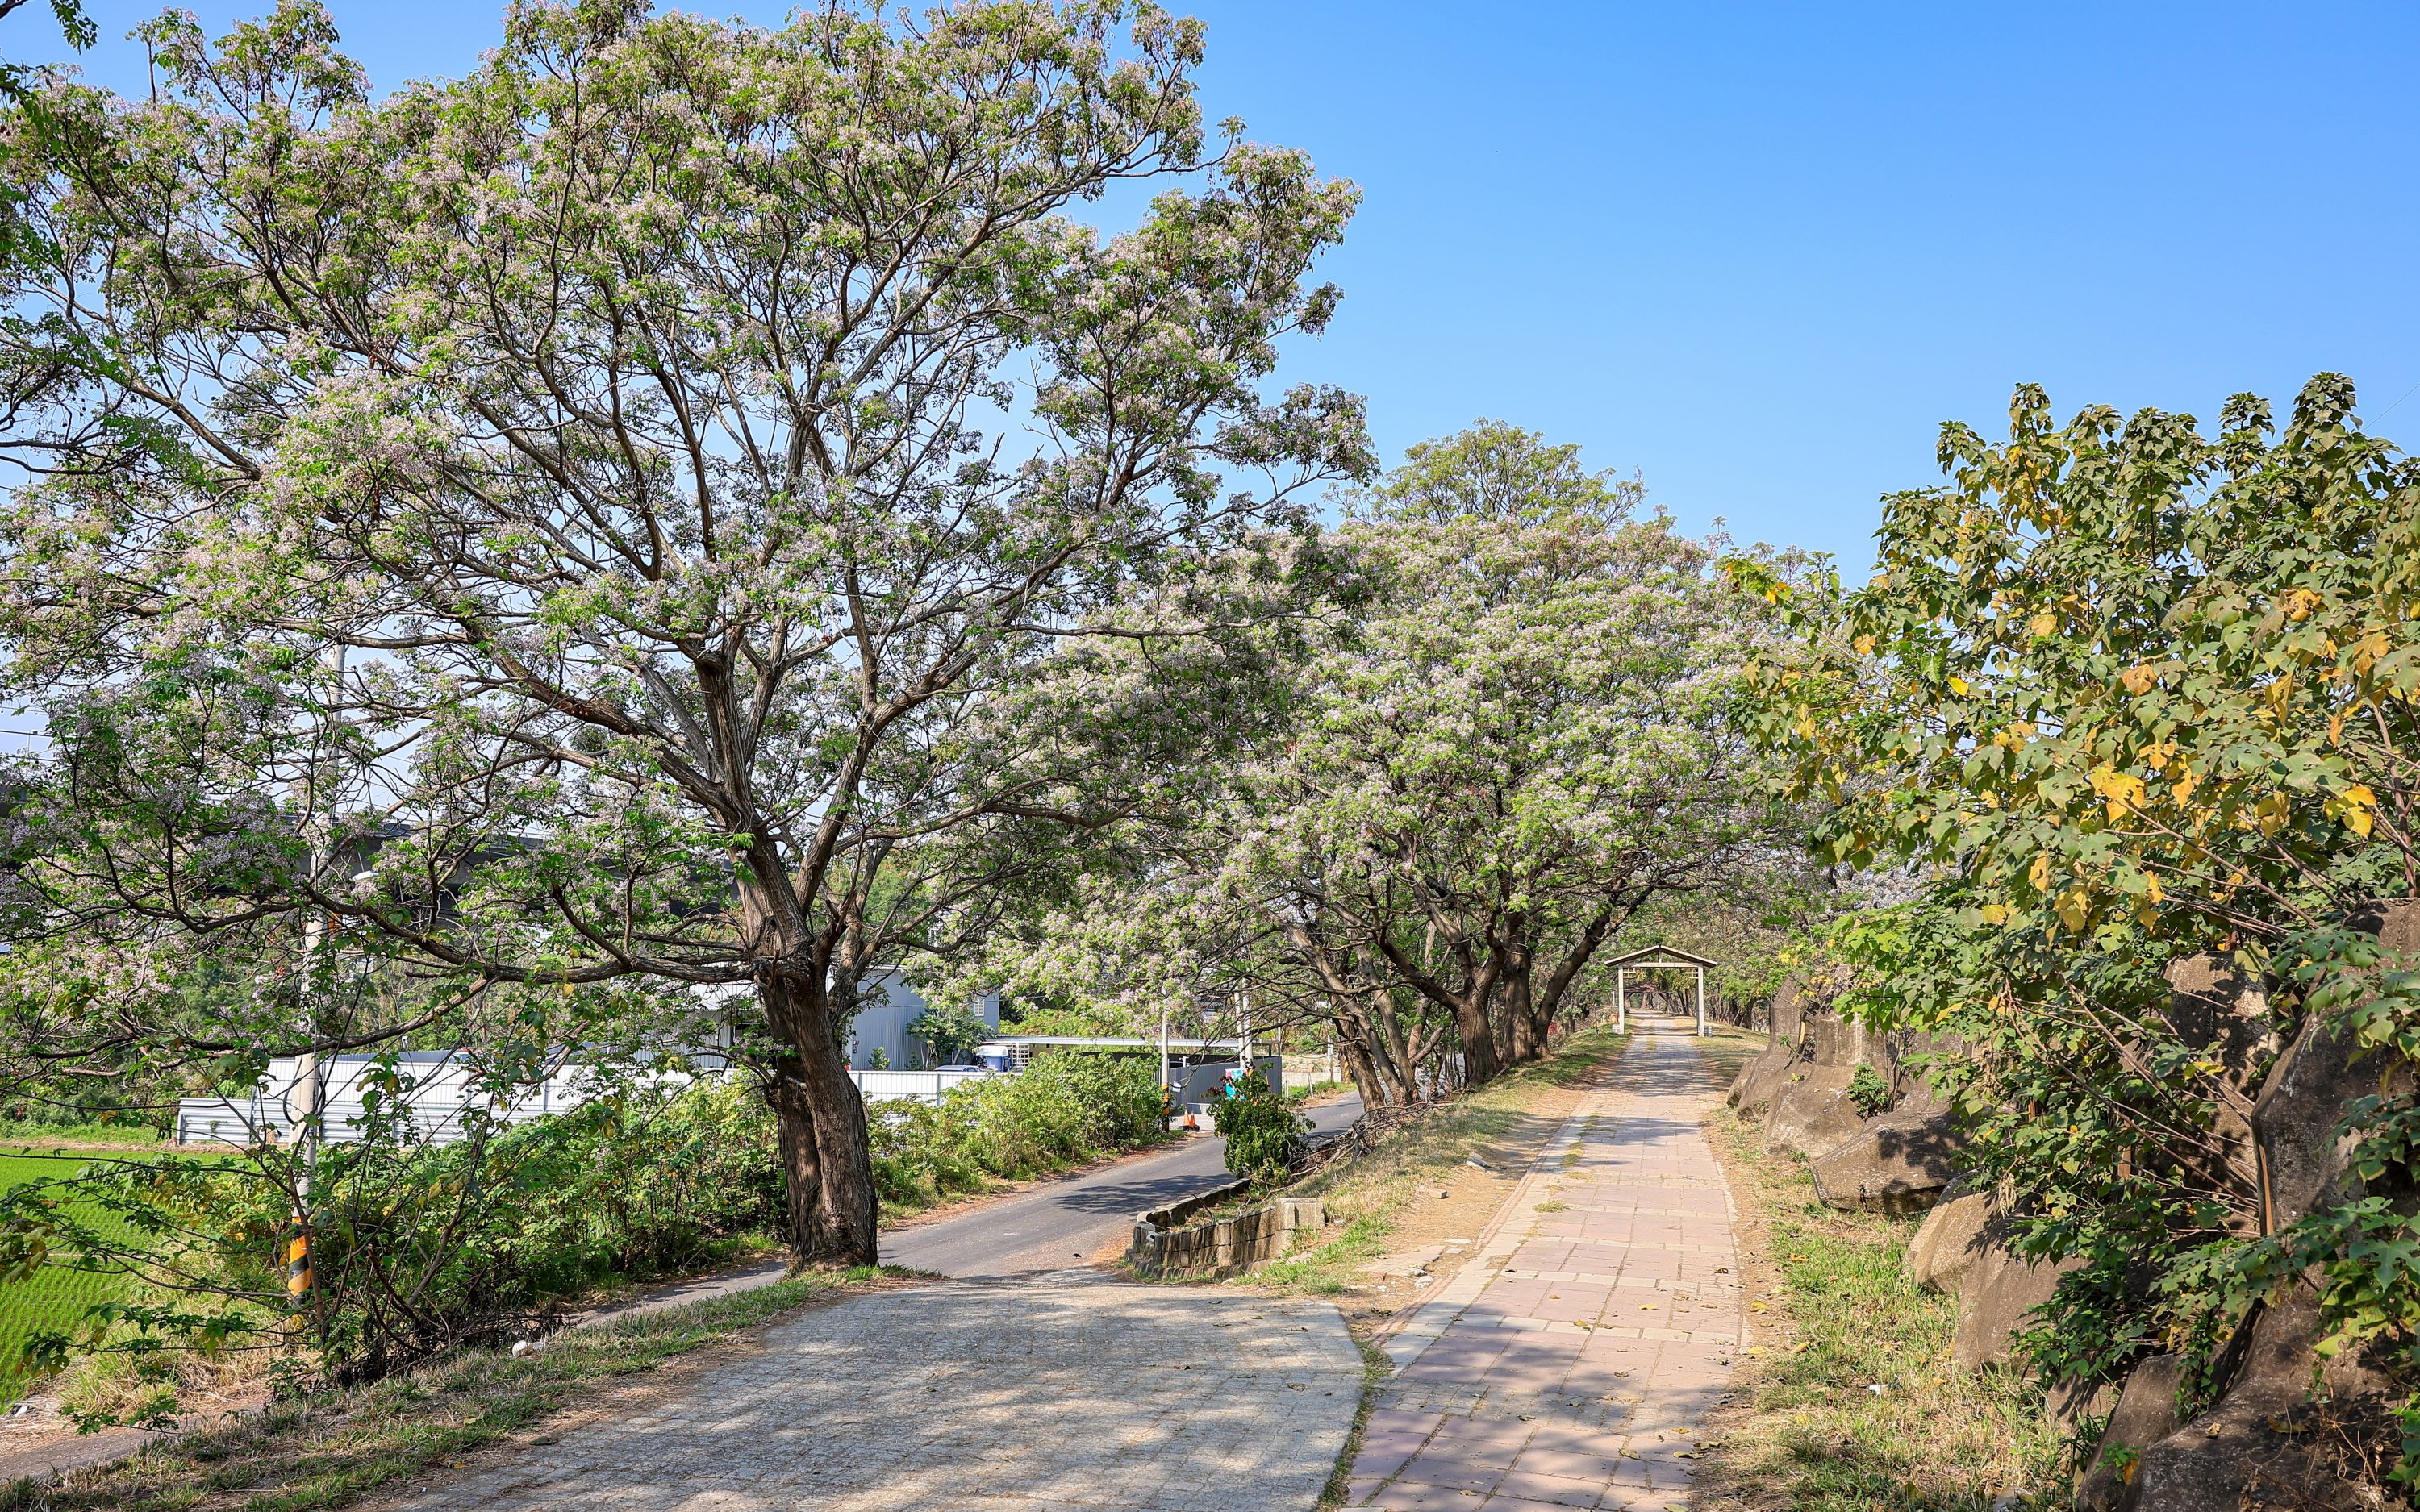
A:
1951;1221;2081;1369
1726;977;1808;1116
2108;899;2420;1510
2122;1289;2396;1511
1762;1067;1867;1160
1810;1099;1962;1214
1904;1188;1992;1293
2072;1354;2187;1512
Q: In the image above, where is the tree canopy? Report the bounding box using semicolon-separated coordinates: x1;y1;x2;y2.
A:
0;0;1369;1264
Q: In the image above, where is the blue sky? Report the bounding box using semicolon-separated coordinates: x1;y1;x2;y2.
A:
40;0;2420;573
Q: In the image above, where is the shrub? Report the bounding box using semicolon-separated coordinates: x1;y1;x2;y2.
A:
1212;1072;1308;1185
2;1073;788;1412
865;1052;1164;1206
1846;1063;1894;1118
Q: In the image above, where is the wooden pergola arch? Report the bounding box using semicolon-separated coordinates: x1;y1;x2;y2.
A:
1603;944;1720;1038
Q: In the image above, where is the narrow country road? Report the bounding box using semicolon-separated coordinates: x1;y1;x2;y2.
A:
887;1092;1366;1276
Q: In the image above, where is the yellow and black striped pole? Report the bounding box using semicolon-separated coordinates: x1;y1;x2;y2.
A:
282;1213;311;1303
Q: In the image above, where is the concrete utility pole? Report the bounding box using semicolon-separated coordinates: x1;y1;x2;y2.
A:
1695;966;1708;1038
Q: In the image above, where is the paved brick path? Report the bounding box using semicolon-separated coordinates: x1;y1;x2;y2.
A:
382;1274;1362;1512
1346;1018;1742;1512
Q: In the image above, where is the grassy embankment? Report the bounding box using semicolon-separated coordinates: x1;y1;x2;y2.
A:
13;1268;903;1512
1244;1025;1629;1318
1688;1023;2065;1512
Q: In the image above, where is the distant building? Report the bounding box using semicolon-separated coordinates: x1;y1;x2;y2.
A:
843;970;1001;1070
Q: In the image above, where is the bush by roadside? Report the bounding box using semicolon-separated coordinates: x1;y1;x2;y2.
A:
866;1052;1168;1210
1690;1025;2063;1512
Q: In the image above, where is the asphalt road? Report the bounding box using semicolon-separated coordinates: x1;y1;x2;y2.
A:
884;1093;1366;1277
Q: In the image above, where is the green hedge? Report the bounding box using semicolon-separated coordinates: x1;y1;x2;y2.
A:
869;1052;1166;1208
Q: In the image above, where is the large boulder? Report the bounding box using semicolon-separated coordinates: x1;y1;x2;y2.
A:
1726;1040;1800;1116
1811;1102;1963;1214
1762;1068;1866;1160
1905;1189;1992;1293
1951;1222;2081;1368
2073;1354;2187;1512
1806;1010;1890;1069
2123;1289;2397;1511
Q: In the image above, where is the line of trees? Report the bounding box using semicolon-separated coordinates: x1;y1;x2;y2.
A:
937;423;1820;1103
0;0;1816;1413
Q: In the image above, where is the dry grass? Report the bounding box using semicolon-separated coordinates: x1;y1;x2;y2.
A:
1688;1023;2065;1512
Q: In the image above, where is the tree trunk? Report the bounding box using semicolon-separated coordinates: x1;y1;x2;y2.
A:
1504;943;1544;1064
766;1052;824;1257
1339;1033;1387;1109
757;973;880;1268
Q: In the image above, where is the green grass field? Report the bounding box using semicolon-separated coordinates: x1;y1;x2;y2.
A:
0;1147;156;1404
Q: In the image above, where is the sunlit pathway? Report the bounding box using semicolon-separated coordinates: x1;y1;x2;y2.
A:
376;1276;1361;1511
1346;1018;1742;1511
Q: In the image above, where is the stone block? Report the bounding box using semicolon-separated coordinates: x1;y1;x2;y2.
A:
1806;1011;1888;1070
1725;1042;1799;1116
1904;1189;1992;1293
2251;899;2420;1235
1950;1223;2080;1368
1769;977;1806;1043
1761;1067;1864;1160
2072;1353;2186;1512
1810;1103;1963;1214
2124;1289;2394;1512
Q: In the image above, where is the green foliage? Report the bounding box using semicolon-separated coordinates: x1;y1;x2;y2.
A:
1742;374;2420;1477
905;1005;989;1067
0;1077;785;1415
866;1054;1167;1209
1845;1063;1893;1118
0;1150;137;1404
1212;1070;1306;1185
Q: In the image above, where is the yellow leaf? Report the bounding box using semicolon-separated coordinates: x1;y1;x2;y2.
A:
2029;853;2054;891
2144;873;2164;904
1978;903;2009;925
2343;784;2377;838
2056;889;2091;932
2030;612;2059;637
1947;676;1971;696
2120;664;2160;695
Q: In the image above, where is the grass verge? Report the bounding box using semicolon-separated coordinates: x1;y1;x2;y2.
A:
1316;1338;1396;1512
18;1267;905;1512
1688;1024;2063;1512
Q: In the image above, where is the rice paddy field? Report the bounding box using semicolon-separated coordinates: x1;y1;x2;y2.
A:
0;1144;156;1404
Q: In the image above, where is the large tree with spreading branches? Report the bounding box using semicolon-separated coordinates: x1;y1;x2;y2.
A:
0;0;1368;1265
